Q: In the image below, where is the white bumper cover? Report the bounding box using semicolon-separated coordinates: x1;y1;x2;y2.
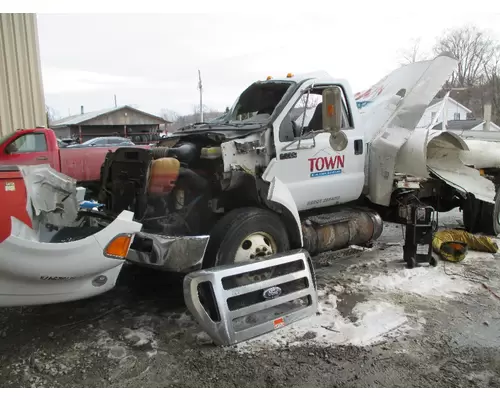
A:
0;211;142;307
0;164;143;307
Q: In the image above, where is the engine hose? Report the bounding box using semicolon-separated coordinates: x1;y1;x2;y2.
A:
178;167;209;191
151;142;198;163
151;147;171;159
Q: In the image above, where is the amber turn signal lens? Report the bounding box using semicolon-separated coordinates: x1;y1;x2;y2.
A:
104;234;133;259
327;104;335;117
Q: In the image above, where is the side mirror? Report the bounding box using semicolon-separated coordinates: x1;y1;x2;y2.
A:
322;87;348;152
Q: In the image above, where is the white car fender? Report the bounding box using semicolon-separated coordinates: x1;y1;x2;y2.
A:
0;210;142;307
263;160;303;247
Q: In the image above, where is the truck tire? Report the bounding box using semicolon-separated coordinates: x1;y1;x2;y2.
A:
201;207;290;312
462;196;482;233
203;207;290;270
479;188;500;236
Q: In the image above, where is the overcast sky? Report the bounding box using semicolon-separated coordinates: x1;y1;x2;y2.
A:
36;11;500;120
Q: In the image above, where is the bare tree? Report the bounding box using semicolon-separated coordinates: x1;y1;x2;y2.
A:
483;51;500;123
398;37;428;65
434;25;498;88
45;105;60;125
164;106;225;131
299;93;320;110
159;108;179;123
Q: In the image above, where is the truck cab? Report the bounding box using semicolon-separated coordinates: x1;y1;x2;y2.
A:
259;74;366;210
0;127;62;170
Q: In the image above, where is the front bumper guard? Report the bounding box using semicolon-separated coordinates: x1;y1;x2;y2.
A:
183;249;318;346
126;231;210;273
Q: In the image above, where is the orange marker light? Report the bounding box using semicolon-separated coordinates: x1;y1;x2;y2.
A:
286;73;294;78
266;76;273;80
104;234;133;259
327;104;335;117
273;317;285;329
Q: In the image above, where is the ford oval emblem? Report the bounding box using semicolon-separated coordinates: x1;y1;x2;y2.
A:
263;286;282;300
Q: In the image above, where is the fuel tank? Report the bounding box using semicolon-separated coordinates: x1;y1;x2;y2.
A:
301;208;383;255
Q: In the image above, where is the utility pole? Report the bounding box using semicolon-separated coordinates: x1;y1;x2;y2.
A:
198;69;204;123
114;94;117;107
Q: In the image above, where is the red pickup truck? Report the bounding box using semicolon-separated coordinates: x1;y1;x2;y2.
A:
0;128;150;188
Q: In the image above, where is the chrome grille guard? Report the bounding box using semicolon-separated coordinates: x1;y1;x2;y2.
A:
183;249;318;346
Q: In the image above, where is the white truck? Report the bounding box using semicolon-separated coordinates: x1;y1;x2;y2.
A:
1;52;496;309
92;52;494;274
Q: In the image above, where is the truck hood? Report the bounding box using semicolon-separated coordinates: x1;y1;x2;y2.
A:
356;53;495;206
356;52;458;141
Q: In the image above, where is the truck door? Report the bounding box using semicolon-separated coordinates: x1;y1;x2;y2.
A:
2;131;57;168
268;83;365;211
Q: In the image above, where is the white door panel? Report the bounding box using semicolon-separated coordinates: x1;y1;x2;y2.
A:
267;82;366;212
270;134;365;210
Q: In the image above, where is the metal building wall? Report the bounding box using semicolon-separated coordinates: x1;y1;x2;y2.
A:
0;13;46;137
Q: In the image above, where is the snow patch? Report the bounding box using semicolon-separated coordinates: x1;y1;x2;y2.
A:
461;251;497;262
96;327;158;359
236;296;418;352
123;327;158;358
359;265;474;298
96;330;128;360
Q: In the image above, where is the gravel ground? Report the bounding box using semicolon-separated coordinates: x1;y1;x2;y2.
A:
1;209;500;388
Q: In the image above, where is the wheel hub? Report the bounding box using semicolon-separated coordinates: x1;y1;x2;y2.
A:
234;232;276;263
233;232;277;284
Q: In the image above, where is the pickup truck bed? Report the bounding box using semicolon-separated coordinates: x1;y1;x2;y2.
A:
0;128;150;186
59;146;120;182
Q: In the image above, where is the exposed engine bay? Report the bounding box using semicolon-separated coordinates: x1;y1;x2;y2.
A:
97;80;293;242
98;139;220;238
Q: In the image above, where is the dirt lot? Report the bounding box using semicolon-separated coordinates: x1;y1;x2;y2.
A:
1;209;500;388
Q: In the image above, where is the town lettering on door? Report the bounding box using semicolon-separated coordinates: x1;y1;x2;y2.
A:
308;155;345;178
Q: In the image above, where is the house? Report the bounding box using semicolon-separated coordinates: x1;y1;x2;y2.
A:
417;97;500;132
431;119;500;131
50;105;169;144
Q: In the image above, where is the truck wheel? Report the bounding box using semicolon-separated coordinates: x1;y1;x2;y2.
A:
204;207;290;282
479;188;500;236
462;196;481;233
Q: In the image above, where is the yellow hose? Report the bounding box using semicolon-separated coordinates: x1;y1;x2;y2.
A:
432;229;498;262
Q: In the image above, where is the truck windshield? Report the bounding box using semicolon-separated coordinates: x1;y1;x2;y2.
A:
220;81;294;125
